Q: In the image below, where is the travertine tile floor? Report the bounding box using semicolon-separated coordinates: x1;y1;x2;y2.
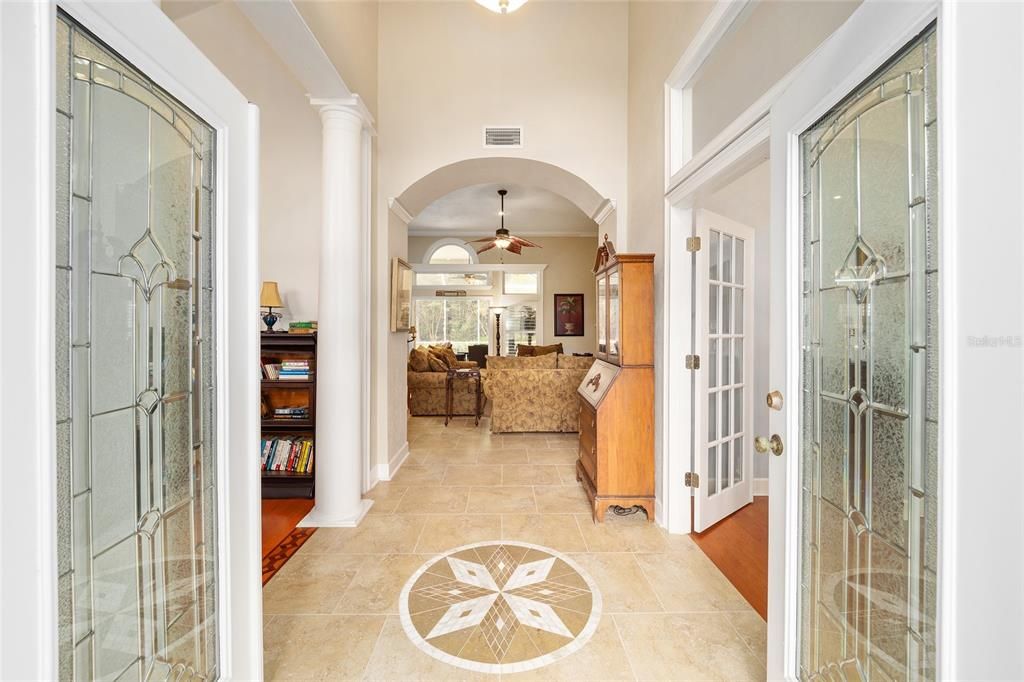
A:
263;416;766;681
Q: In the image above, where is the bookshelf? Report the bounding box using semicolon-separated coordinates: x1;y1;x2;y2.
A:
261;331;316;499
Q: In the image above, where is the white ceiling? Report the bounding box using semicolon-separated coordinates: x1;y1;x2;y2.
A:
407;182;598;237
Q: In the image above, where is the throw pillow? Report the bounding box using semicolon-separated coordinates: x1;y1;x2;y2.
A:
517;343;562;357
408;347;431;372
426;354;448;372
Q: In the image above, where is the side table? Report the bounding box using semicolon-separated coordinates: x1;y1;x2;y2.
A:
445;367;483;427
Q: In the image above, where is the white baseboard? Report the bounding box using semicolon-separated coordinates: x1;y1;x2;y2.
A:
654;497;665;527
297;499;374;528
753;477;769;496
376;441;409;482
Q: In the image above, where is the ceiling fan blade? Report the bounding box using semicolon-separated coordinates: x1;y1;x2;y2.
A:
506;241;523;255
476;242;497;254
510;235;542;248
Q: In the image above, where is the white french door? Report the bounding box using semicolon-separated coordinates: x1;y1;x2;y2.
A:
693;209;755;532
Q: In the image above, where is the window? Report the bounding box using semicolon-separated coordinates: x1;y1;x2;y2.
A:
415;297;490;353
503;303;538;355
414;271;490;287
424;238;478;265
503;272;539;295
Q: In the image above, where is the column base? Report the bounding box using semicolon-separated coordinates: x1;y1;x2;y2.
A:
296;499;374;528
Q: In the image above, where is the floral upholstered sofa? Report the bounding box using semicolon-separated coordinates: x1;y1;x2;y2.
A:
483;353;596;433
407;344;481;417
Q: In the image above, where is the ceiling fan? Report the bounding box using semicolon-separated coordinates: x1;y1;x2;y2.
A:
469;189;542;255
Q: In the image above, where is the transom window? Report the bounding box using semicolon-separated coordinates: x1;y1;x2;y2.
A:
424;238;478;265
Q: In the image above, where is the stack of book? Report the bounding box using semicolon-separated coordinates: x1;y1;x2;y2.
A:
260;437;314;473
273;406;309;420
279;359;310;380
288;321;318;335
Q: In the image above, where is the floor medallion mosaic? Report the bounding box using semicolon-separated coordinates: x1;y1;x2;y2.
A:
398;541;602;674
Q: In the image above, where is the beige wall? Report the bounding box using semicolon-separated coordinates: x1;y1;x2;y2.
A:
408;236;598;355
376;1;630;471
169;0;323;326
296;1;379;117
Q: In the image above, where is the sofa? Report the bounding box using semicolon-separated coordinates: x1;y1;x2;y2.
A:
483;353;596;433
407;344;481;417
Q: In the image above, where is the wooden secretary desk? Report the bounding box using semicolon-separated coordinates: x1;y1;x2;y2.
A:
576;242;655;522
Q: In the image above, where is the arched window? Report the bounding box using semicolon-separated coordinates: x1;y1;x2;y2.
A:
423;238;478;265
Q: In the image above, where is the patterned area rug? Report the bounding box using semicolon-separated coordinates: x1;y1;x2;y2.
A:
399;541;602;674
262;527;317;585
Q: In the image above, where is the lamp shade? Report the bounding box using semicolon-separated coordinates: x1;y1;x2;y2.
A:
260;281;283;308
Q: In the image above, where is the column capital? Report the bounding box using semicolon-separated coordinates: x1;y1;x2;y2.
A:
309;94;376;135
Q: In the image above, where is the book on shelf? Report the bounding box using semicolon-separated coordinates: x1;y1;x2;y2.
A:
288;321;318;334
260;437;315;474
261;360;313;380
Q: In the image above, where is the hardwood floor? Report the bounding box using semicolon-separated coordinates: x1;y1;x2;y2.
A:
262;498;314;557
691;496;769;619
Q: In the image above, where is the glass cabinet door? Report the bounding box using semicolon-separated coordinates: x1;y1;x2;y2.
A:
608;268;621;363
597;274;607;357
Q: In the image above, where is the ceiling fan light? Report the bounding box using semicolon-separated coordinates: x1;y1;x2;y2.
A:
495;237;512;249
475;0;527;14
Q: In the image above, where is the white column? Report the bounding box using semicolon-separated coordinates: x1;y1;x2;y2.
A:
300;97;375;527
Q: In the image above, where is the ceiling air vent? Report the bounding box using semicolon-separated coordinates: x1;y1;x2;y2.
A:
484;126;523;148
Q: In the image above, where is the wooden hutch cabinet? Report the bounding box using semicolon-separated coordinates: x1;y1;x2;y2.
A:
577;247;655;522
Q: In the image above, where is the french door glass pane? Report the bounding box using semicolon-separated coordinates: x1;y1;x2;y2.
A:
798;25;938;680
55;14;219;680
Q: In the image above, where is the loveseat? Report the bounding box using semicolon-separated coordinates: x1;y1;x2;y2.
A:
407;344;481;417
483;353;596;433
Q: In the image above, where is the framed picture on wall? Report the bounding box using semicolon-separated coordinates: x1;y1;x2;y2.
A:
390;257;413;332
554;293;584;337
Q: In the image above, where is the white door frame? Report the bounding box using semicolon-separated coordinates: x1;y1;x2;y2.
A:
0;1;262;678
768;0;1024;678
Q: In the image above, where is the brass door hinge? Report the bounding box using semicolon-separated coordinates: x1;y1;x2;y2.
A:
686;236;702;252
684;472;699;488
685;354;700;370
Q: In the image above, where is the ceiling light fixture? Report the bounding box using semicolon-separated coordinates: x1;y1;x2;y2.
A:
475;0;527;14
469;189;542;255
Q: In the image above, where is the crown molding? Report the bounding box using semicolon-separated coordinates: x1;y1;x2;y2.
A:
388;197;415;225
590;198;616;226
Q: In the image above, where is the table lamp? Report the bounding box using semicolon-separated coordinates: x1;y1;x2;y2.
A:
260;281;284;332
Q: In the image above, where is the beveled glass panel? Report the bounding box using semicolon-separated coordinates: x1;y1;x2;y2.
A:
90;86;149;275
56;15;218;679
860;99;909;273
872;280;908;410
798;25;938;679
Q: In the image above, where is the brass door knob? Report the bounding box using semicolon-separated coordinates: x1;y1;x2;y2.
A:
754;434;784;456
766;390;784;411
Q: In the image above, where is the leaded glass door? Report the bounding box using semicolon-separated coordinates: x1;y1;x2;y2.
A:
797;25;939;680
55;13;219;680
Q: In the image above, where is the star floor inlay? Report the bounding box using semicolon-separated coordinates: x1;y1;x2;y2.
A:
398;541;602;674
